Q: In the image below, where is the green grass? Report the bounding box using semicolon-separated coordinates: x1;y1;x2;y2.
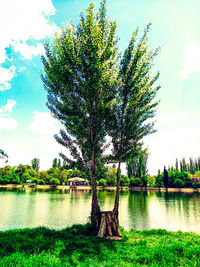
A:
0;224;200;266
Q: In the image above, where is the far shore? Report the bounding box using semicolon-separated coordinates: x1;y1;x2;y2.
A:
0;184;199;193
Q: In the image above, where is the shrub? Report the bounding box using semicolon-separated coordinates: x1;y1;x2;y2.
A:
21;173;31;183
174;179;185;188
155;172;163;188
32;178;39;184
192;182;200;189
49;178;60;185
1;175;10;184
10;173;20;184
98;179;107;186
120;175;130;187
129;177;141;187
38;179;45;185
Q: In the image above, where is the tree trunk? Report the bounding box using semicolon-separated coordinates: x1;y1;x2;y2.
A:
114;159;121;213
91;149;101;228
98;211;122;238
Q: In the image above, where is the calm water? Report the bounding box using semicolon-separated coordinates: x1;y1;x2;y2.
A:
0;188;200;232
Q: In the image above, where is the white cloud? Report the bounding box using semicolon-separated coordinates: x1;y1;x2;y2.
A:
0;117;18;131
27;111;61;135
0;66;15;91
0;0;57;90
13;42;45;59
182;40;200;79
18;66;26;73
0;99;17;130
0;99;16;114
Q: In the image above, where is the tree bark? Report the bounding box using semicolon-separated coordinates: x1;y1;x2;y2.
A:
113;158;121;213
91;148;101;228
98;211;122;238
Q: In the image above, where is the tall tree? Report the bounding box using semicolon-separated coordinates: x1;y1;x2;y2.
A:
107;23;160;223
41;1;118;230
31;158;40;172
175;158;179;171
127;147;148;179
189;157;195;175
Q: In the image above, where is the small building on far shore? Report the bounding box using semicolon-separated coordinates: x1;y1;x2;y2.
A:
65;177;89;186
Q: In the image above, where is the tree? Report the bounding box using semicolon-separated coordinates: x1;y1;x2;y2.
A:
107;22;160;231
41;1;160;237
31;158;40;172
0;149;8;163
175;158;179;171
41;0;118;231
163;165;168;189
52;158;61;168
127;148;148;179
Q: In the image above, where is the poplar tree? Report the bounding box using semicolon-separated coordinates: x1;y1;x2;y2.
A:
175;158;179;171
41;1;118;229
31;158;40;172
107;23;160;216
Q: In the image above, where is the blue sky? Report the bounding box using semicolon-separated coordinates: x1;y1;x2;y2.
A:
0;0;200;174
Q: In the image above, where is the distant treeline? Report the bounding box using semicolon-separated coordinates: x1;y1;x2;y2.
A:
154;157;200;189
1;156;200;189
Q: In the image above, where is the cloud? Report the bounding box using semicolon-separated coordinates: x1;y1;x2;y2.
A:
27;111;61;135
182;40;200;79
0;99;16;114
13;42;45;60
18;66;26;73
0;66;15;91
0;99;17;130
0;0;57;90
0;117;18;131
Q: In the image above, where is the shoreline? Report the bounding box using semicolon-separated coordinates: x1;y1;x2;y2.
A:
0;184;199;193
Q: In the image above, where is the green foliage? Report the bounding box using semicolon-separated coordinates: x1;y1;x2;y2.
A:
130;177;141;187
120;175;130;187
98;179;107;186
0;149;8;164
38;171;49;183
41;0;119;193
174;179;185;188
10;173;20;184
31;158;40;172
155;171;163;188
105;165;117;186
32;178;39;185
38;179;45;185
21;173;31;183
49;178;60;185
127;149;149;180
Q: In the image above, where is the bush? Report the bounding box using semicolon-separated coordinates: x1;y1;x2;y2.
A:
32;178;39;185
49;178;60;185
174;179;185;188
129;177;141;187
155;172;163;187
192;182;200;189
98;179;107;186
38;179;45;185
21;173;31;183
9;173;20;184
120;175;129;187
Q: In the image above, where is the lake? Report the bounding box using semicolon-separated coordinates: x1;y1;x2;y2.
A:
0;188;200;232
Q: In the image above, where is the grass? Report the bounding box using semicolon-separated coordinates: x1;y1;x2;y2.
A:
0;224;200;266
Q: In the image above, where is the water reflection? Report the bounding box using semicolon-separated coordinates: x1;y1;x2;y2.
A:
0;188;200;232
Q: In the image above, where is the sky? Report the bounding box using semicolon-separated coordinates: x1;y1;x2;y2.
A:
0;0;200;175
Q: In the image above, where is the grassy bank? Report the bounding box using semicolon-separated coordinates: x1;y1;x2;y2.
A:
0;225;200;266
